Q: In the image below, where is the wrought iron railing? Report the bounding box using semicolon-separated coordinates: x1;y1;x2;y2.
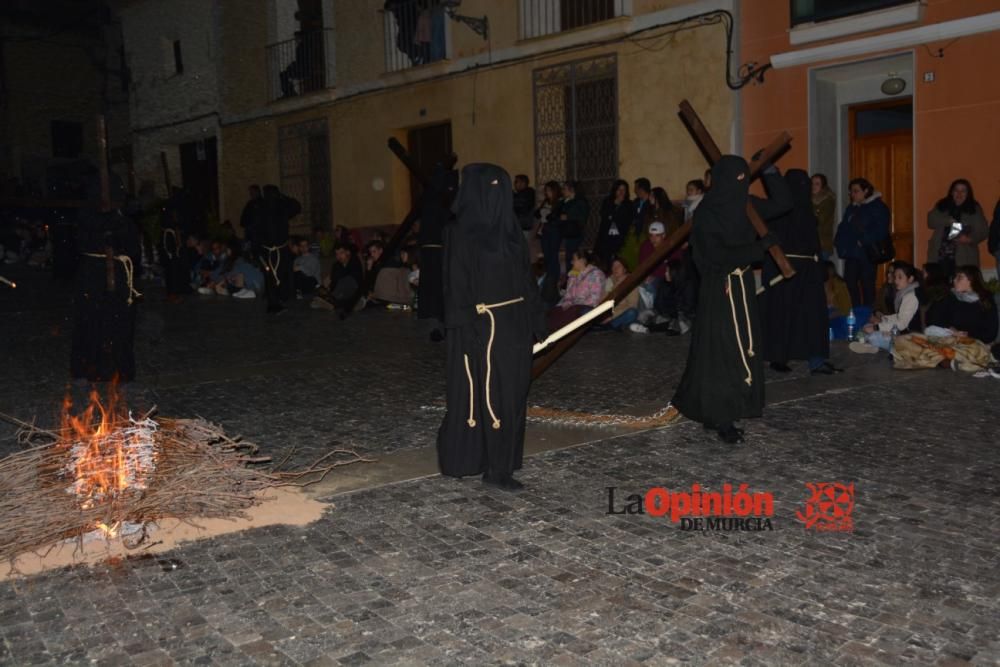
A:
382;0;449;73
520;0;626;40
266;29;334;102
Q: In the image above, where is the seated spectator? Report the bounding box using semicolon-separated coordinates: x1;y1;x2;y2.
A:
636;221;670;328
312;243;363;317
850;262;921;354
221;241;264;299
291;236;321;296
196;239;228;295
547;249;605;331
925;265;998;344
599;257;641;332
876;260;908;315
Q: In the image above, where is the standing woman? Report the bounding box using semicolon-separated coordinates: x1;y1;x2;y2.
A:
927;178;988;279
595;179;632;269
672;155;791;444
536;180;563;303
834;178;890;308
811;173;836;260
437;164;547;491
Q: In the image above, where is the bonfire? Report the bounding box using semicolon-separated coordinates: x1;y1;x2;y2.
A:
0;384;369;563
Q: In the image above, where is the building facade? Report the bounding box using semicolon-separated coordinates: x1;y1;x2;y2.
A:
0;1;130;198
118;0;222;222
741;0;1000;271
215;0;744;238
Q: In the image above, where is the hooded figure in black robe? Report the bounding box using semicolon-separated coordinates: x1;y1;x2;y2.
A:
160;187;193;298
71;172;142;382
437;164;547;490
759;169;835;374
418;159;458;337
258;185;301;313
672;156;791;443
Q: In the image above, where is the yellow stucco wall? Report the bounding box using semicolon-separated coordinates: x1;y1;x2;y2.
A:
219;5;733;233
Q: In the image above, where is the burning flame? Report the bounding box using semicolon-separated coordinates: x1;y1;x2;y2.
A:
61;382;156;536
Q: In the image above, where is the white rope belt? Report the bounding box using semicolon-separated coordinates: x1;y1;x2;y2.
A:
727;267;754;386
162;228;178;260
262;245;284;287
462;296;525;430
786;253;819;261
83;253;141;305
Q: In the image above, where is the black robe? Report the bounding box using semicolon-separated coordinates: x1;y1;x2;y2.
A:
759;169;830;365
672;157;792;428
160;191;192;296
437;164;547;478
258;187;301;307
71;203;142;382
418;162;457;321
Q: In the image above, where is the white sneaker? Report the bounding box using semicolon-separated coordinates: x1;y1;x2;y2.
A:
628;323;649;334
232;288;256;299
849;341;879;354
197;286;213;295
675;315;692;335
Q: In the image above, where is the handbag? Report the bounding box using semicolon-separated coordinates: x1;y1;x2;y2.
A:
865;235;895;264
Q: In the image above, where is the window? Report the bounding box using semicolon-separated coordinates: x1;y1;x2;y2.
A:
172;40;183;74
279;119;332;234
521;0;626;39
790;0;914;26
51;120;83;158
383;0;448;73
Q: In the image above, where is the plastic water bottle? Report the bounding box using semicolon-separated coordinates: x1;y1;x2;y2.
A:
829;326;834;342
846;309;857;340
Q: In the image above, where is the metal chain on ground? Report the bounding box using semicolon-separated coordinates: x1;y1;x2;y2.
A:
420;404;681;429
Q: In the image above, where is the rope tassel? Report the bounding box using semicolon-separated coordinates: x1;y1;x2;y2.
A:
727;268;753;386
461;297;524;430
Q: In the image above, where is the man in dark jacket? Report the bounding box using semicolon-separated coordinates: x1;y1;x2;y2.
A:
559;180;589;276
513;174;536;234
258;185;301;314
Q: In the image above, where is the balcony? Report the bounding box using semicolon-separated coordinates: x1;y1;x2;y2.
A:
382;0;449;74
519;0;628;40
266;29;335;103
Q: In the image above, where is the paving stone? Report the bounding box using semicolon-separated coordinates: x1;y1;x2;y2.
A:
1;264;998;664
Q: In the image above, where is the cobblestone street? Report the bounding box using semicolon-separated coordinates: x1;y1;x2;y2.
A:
1;266;998;665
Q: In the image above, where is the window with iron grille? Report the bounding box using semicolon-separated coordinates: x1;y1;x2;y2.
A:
533;54;618;244
520;0;628;39
790;0;913;26
279;119;332;234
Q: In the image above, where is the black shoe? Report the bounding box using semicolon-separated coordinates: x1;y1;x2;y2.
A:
810;361;844;375
430;329;445;343
482;472;525;492
717;425;744;444
769;362;792;373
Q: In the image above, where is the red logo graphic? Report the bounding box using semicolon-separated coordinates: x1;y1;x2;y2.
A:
796;482;855;532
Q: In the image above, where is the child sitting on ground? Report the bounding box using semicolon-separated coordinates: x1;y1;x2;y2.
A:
850;262;922;354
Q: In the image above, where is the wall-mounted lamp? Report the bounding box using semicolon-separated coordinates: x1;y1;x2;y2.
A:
880;72;907;96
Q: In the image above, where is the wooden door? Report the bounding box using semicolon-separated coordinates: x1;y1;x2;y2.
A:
849;100;913;291
407;122;453;210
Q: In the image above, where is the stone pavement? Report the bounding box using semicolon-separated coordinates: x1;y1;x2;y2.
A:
1;264;999;665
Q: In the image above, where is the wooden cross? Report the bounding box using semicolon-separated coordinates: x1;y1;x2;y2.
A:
531;100;794;379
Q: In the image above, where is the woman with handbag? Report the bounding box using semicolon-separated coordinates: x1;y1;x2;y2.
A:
926;178;988;279
834;177;891;307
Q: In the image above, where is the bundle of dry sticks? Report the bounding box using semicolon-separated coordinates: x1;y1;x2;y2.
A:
0;409;370;562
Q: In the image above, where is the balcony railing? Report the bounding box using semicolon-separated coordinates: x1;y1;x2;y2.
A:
383;0;448;73
266;29;334;102
790;0;913;26
520;0;627;40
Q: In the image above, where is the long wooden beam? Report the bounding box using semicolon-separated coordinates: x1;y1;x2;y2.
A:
678;100;795;279
531;121;791;379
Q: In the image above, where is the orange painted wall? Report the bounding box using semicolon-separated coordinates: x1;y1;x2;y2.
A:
741;0;1000;267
